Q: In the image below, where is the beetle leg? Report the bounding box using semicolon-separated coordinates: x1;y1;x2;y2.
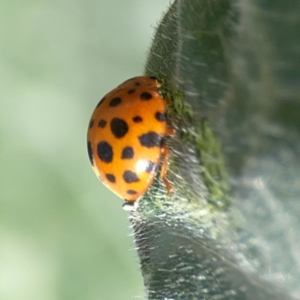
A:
166;127;175;136
160;144;173;195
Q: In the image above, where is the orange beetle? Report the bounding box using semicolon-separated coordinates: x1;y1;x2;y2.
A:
87;76;174;203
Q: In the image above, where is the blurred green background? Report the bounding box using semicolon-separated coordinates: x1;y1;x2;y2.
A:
0;1;170;299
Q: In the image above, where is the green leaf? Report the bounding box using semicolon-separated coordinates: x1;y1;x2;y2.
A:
130;0;300;299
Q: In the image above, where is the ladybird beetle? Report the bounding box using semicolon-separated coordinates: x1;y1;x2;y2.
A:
87;76;174;203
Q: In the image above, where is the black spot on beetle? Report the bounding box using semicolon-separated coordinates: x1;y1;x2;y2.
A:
97;141;113;163
121;147;134;159
138;131;162;148
127;189;138;195
96;97;105;108
89;120;94;129
149;76;157;80
110;118;129;138
106;173;116;183
132;116;142;123
123;171;140;183
109;97;121;107
140;92;152;101
155;112;166;122
128;89;135;94
87;141;93;165
135;82;140;86
98;119;107;128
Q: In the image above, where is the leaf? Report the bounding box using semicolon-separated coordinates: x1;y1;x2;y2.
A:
130;0;300;299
